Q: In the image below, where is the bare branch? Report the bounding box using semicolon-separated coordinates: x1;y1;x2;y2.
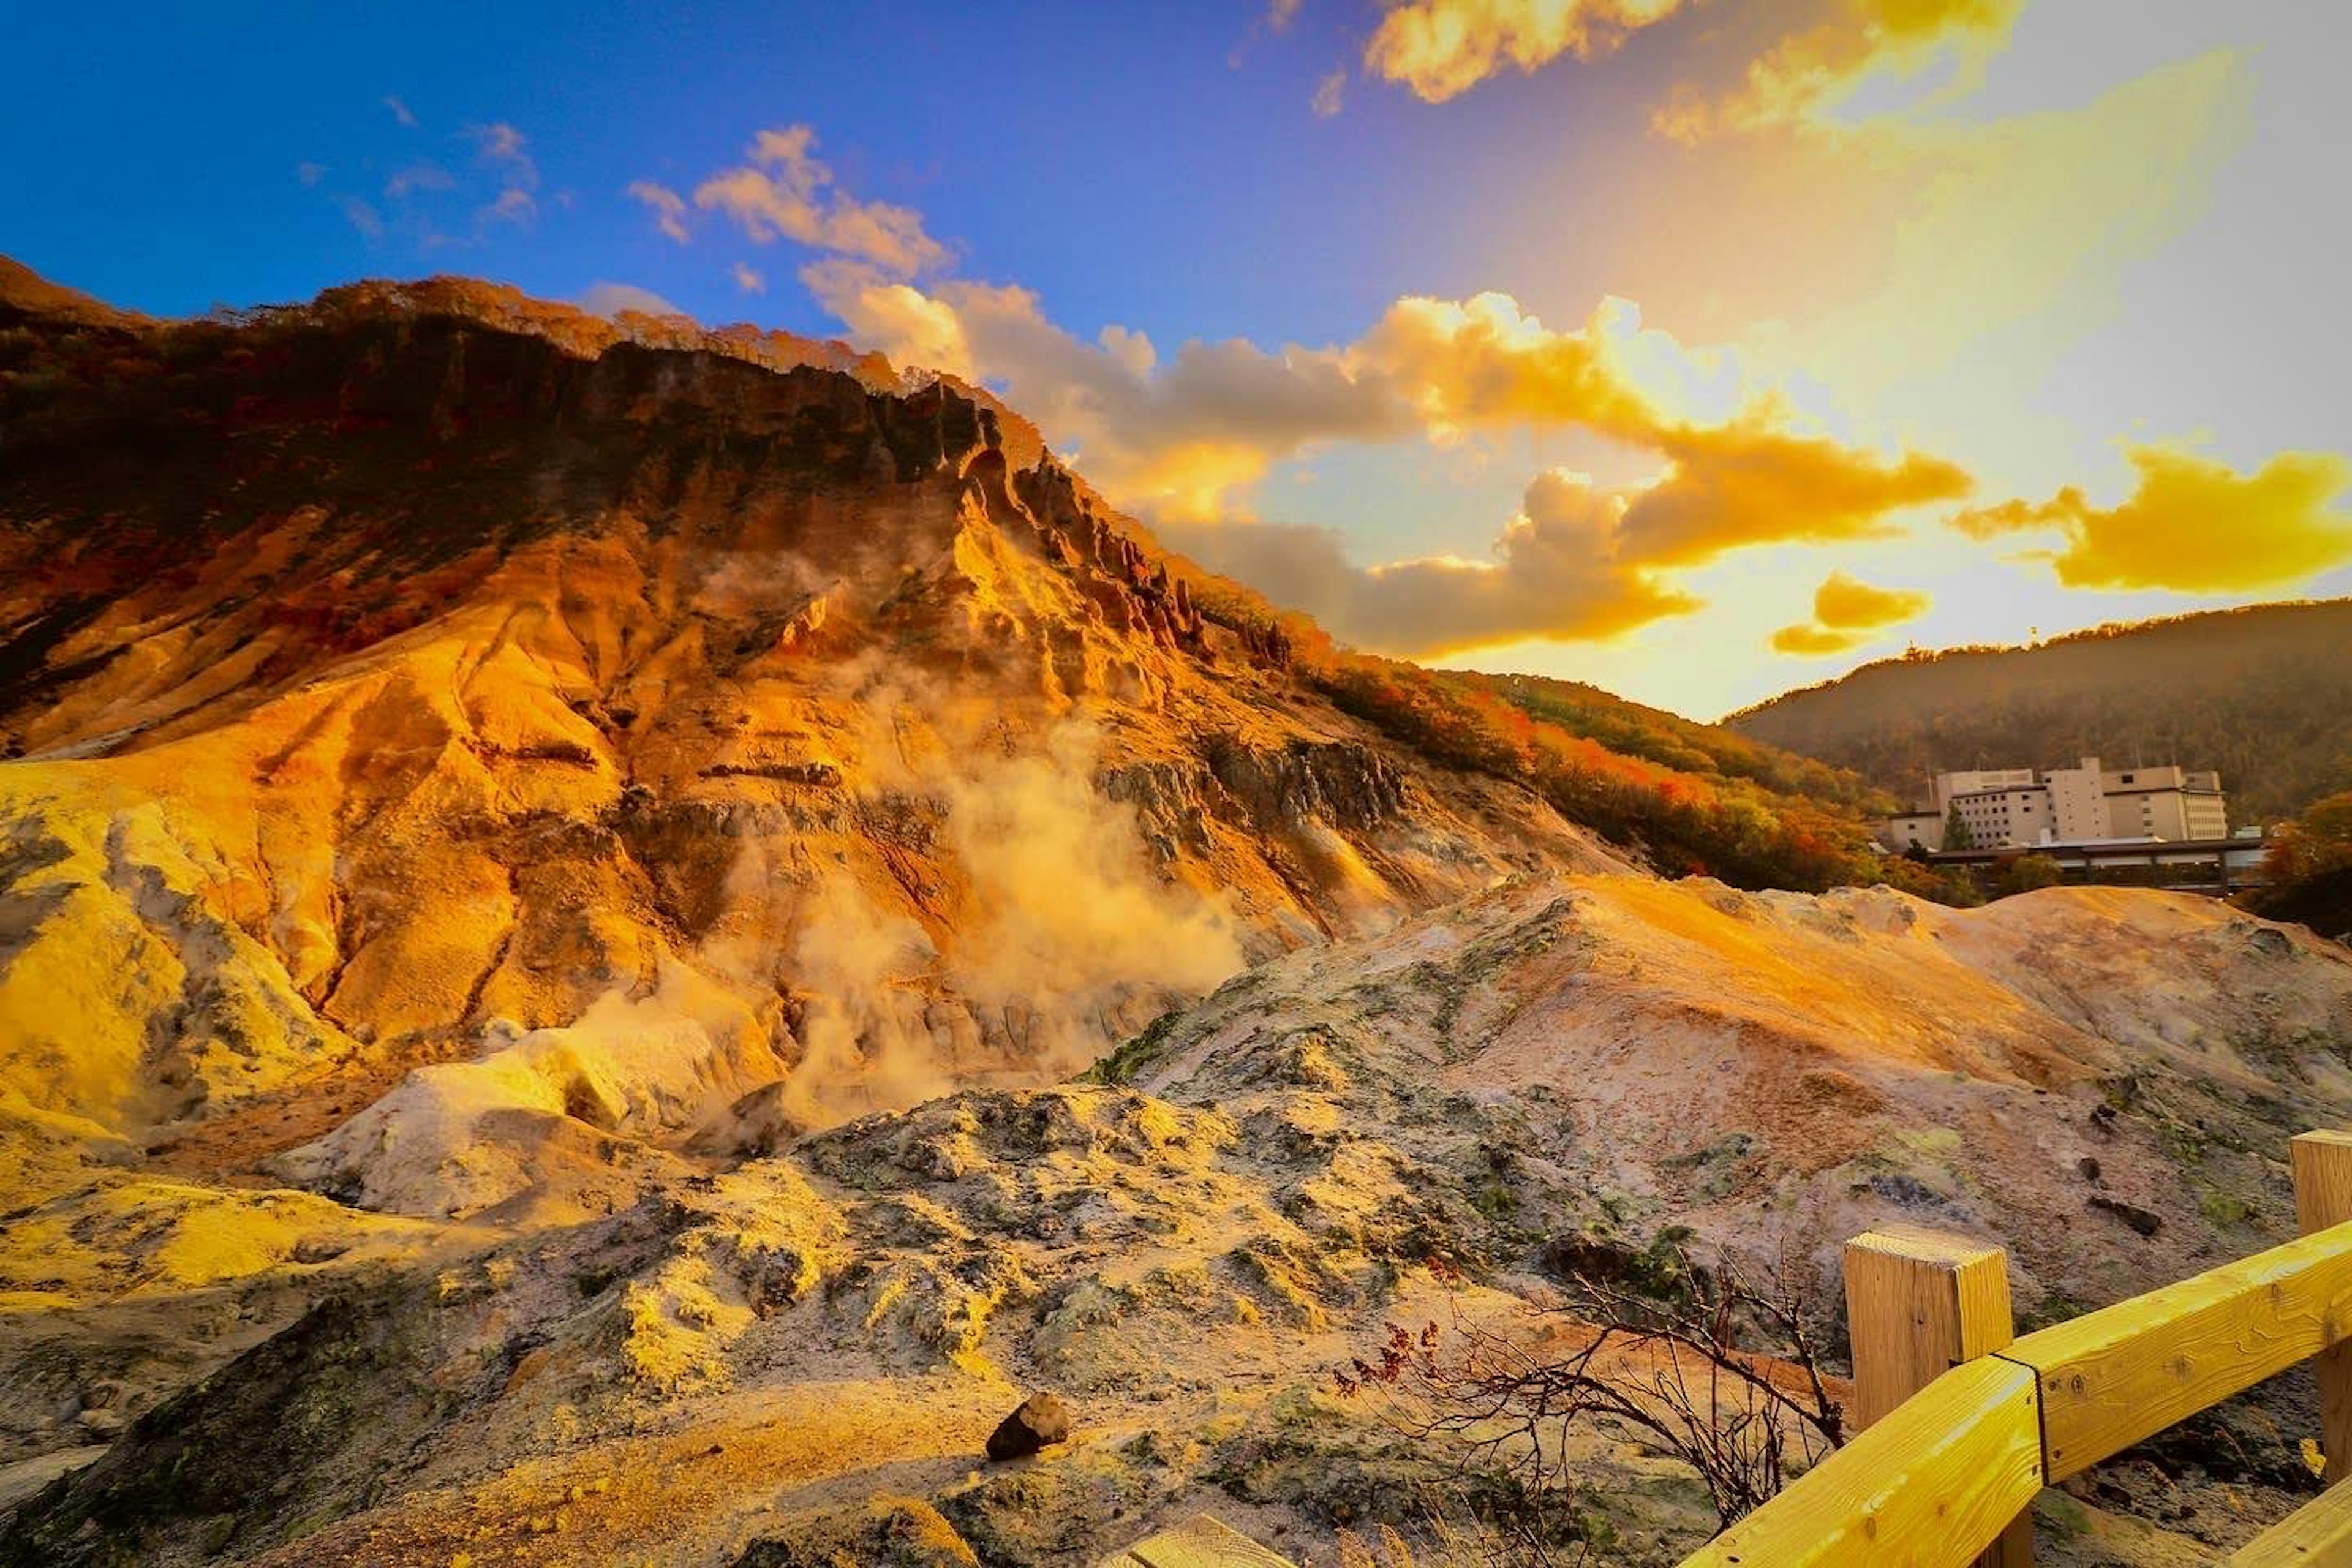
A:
1337;1248;1845;1536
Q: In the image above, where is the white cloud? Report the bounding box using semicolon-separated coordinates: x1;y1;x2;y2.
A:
383;94;418;128
386;162;454;199
341;197;385;241
731;261;766;295
628;179;690;243
690;125;947;276
479;188;536;227
580;282;684;319
1311;68;1348;117
468;121;539;190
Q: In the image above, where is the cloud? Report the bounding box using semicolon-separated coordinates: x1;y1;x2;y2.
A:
813;265;1970;552
1167;468;1700;657
1361;0;2021;140
467;121;539;190
478;187;536;227
809;264;1404;519
1616;421;1973;566
804;260;974;378
1365;0;1688;104
692;126;947;276
796;209;1972;647
306;111;551;254
385;162;453;199
731;262;766;295
1768;570;1931;656
1232;0;1306;67
1811;570;1930;628
1357;291;1671;443
1951;445;2352;592
1311;68;1348;117
1768;622;1870;656
581;282;684;320
340;197;385;242
628;179;690;243
1654;0;2022;144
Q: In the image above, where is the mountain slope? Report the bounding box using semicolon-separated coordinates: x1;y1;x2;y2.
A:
1728;601;2352;824
1;267;1670;1215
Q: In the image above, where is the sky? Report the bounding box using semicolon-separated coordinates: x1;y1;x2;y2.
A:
5;0;2348;720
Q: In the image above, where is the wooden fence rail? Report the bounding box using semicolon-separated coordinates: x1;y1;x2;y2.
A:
1681;1130;2352;1567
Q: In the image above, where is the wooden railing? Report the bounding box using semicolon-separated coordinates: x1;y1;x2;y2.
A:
1681;1129;2352;1567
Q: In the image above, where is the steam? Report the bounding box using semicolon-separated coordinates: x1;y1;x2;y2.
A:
773;712;1244;1126
282;692;1249;1216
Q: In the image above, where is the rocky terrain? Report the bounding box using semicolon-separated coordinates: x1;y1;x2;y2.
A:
6;263;2352;1566
4;878;2350;1566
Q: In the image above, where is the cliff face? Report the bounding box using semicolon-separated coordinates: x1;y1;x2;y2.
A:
0;268;1624;1224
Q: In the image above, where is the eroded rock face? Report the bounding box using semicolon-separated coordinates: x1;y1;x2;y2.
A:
0;270;1628;1229
0;270;1650;1566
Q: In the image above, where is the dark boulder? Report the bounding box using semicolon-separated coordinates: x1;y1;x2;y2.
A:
2091;1196;2163;1237
985;1392;1071;1461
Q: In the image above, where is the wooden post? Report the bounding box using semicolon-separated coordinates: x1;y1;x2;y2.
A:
1845;1226;2035;1566
2292;1131;2352;1483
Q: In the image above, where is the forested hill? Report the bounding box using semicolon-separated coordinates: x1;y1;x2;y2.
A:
1727;600;2352;826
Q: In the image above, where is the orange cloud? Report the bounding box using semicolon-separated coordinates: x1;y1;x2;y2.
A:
1655;0;2021;143
1767;622;1869;656
1358;292;1667;443
1767;570;1931;657
1365;0;1689;105
809;265;1404;519
1618;422;1974;566
1811;569;1930;628
1361;0;2021;141
1950;444;2352;592
815;266;1973;565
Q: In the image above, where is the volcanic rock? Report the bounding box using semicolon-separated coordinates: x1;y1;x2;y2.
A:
985;1391;1072;1461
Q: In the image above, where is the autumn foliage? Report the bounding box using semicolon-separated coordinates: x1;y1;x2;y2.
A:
1306;650;1968;899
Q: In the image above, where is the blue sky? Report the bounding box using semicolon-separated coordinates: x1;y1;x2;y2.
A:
6;1;2348;718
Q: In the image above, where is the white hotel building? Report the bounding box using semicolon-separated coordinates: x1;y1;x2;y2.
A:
1883;756;2228;852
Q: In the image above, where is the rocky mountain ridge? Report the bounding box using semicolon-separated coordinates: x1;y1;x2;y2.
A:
1;261;1632;1225
7;263;2349;1567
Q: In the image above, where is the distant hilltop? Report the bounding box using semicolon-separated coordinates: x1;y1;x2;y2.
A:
1730;599;2352;827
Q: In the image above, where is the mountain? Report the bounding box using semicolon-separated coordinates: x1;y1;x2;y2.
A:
1727;600;2352;826
1;265;1664;1210
0;260;1927;1226
7;263;2342;1566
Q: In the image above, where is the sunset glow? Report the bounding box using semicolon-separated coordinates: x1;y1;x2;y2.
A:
6;1;2345;718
